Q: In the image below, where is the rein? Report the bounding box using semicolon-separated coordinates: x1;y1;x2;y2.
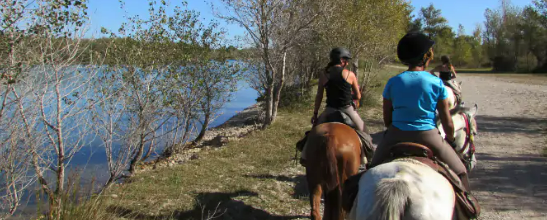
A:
460;113;475;155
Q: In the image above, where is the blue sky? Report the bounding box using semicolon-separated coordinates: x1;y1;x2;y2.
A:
86;0;535;39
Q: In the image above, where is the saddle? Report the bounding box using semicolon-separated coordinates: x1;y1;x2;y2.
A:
296;110;375;164
323;110;375;162
444;80;463;105
342;143;480;219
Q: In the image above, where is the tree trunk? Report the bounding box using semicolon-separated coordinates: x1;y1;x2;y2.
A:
53;77;64;220
181;112;192;143
263;60;275;128
352;57;359;77
193;112;210;143
129;134;146;174
272;52;287;121
263;81;274;128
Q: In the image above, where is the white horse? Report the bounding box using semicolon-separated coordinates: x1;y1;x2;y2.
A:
437;104;479;171
349;105;479;220
347;159;455;220
445;80;463;110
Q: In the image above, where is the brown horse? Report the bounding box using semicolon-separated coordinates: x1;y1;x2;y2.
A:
304;122;361;220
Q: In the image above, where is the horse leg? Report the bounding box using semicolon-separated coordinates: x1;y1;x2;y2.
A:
307;169;323;220
323;186;343;220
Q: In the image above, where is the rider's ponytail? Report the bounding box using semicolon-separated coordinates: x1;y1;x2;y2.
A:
441;55;452;68
325;61;338;73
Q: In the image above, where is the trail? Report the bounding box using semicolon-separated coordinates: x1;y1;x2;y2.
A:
457;74;547;219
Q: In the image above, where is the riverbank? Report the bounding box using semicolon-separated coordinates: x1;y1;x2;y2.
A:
137;103;263;172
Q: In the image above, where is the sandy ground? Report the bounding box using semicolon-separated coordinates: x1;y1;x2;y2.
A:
456;74;547;219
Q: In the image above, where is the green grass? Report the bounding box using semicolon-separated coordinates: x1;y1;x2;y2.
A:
62;66;402;220
456;68;493;74
86;100;317;220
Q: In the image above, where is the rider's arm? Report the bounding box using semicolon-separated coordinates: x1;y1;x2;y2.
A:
350;71;361;100
451;65;458;78
313;74;327;115
382;98;393;127
437;98;455;142
382;79;393;127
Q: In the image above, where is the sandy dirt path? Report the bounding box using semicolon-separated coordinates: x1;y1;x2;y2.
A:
457;74;547;219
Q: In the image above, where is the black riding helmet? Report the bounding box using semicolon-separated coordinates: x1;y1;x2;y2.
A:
329;47;352;63
397;32;435;66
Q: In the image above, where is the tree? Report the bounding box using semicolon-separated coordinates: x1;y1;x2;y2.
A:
453;25;473;66
421;4;449;38
217;0;324;127
470;25;485;68
0;1;98;218
417;4;454;61
483;0;530;71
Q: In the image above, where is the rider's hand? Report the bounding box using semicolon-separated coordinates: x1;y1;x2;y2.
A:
311;114;318;125
445;137;457;149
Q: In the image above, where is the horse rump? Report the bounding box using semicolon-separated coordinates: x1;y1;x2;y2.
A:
368;178;411;220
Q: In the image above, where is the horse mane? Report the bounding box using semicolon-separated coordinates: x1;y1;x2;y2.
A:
369;178;410;220
435;104;470;126
450;105;471;116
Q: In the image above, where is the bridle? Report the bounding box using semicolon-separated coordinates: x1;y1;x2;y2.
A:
459;113;476;156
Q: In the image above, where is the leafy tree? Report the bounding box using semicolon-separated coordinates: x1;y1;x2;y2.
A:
416;4;454;61
470;25;485;68
453;25;473;66
421;4;449;38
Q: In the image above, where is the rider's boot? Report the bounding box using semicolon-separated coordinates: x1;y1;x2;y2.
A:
355;130;374;171
296;131;309;152
296;131;310;167
458;173;471;191
453;172;480;219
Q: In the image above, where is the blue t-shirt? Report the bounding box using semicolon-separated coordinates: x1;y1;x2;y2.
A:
382;71;448;131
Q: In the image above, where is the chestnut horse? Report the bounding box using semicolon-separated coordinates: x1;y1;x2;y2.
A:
304;122;361;220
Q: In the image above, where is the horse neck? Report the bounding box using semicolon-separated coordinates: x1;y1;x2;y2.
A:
452;114;466;131
454;129;467;152
436;113;466;140
444;86;456;109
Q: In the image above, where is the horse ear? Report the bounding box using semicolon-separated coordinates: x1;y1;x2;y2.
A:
467;104;479;117
459;81;463;86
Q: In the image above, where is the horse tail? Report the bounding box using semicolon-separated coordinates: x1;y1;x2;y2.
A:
369;178;410;220
322;133;339;191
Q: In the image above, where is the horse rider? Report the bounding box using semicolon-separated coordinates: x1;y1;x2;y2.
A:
430;55;462;99
298;47;368;167
369;32;471;191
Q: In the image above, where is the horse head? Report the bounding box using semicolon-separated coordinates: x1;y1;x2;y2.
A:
462;104;478;136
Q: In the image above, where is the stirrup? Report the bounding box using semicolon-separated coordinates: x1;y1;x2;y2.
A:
299;158;307;167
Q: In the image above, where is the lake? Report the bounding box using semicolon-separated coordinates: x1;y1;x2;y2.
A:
7;78;257;218
70;79;258;179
